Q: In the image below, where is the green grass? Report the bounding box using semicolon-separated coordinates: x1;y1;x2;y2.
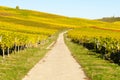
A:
0;48;47;80
65;35;120;80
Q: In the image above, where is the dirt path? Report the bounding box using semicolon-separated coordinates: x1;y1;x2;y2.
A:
22;32;87;80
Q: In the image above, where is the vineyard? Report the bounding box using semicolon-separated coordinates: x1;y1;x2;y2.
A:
67;26;120;64
1;6;120;62
1;5;120;80
0;6;82;58
0;6;93;58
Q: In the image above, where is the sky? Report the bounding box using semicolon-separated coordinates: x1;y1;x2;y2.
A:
0;0;120;19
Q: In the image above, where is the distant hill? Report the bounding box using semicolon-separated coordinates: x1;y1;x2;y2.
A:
1;6;120;32
0;6;102;29
98;16;120;22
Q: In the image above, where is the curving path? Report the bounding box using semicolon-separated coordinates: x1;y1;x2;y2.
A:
22;32;87;80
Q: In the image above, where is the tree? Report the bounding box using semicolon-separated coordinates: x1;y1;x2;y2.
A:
16;6;20;10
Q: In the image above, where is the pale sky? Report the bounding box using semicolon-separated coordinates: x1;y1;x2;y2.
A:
0;0;120;19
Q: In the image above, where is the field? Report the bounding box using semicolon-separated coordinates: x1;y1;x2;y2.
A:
1;6;120;80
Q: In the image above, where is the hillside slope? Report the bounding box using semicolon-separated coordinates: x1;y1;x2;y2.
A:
1;6;120;56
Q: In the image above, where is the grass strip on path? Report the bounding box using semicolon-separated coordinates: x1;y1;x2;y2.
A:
65;36;120;80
